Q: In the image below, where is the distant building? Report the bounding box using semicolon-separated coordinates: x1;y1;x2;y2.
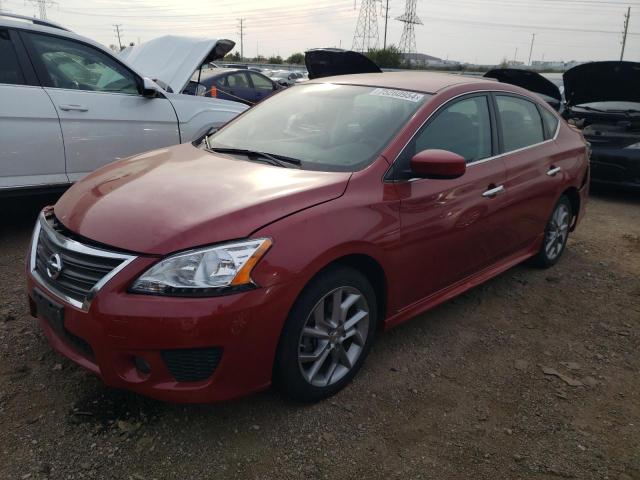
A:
530;60;585;70
402;52;461;67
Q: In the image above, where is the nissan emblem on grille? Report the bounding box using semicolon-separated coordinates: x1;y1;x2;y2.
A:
46;253;63;279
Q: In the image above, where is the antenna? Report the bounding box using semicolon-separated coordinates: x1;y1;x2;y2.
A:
396;0;422;62
352;0;380;52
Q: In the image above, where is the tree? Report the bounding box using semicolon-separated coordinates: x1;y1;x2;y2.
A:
285;52;305;64
267;55;283;64
365;45;403;69
224;52;242;62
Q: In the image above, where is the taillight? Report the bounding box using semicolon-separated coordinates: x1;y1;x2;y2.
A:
210;86;217;98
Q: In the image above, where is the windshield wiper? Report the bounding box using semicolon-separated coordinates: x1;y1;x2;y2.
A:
574;105;640;116
207;147;301;168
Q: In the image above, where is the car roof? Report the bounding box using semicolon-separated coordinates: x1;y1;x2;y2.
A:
307;71;497;94
200;67;258;79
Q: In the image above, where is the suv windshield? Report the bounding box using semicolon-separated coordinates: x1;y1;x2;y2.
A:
207;83;430;172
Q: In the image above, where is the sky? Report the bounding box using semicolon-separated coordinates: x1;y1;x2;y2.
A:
2;0;639;64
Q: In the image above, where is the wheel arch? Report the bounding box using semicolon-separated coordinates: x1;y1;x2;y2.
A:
562;186;580;230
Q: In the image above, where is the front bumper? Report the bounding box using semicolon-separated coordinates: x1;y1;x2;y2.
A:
26;264;298;404
589;146;640;190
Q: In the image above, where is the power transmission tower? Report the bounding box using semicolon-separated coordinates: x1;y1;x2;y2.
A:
528;33;536;65
113;24;123;51
238;18;245;61
28;0;55;20
396;0;422;62
352;0;380;52
620;7;631;61
382;0;390;49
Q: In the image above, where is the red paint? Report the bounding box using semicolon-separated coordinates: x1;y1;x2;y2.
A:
28;74;589;403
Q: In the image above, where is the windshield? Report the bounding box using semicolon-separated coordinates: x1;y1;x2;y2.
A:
207;83;429;172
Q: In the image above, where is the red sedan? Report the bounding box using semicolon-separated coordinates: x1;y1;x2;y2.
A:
26;72;589;403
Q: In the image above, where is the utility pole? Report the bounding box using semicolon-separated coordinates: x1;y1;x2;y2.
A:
528;33;536;66
238;18;245;61
382;0;390;49
28;0;55;20
621;7;631;61
513;47;518;63
113;24;123;51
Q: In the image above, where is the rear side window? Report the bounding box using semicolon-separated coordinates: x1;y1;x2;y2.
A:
0;29;25;85
496;95;544;152
413;96;493;164
249;72;273;91
540;108;559;139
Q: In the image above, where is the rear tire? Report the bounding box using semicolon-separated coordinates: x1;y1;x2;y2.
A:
531;195;573;268
273;265;378;402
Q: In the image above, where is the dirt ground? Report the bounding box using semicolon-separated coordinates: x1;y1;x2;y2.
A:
0;188;638;480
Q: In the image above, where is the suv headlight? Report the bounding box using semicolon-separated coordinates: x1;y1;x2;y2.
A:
131;238;272;296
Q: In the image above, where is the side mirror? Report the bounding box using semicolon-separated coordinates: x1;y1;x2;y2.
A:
410;149;466;179
141;77;160;98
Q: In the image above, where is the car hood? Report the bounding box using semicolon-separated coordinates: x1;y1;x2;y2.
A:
119;36;235;94
483;68;562;106
305;48;381;80
563;61;640;107
54;144;351;255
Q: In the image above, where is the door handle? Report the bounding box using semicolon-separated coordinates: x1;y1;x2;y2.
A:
59;104;88;112
547;166;562;177
482;185;505;198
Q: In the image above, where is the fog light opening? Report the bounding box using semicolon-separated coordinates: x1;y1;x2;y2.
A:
133;356;151;375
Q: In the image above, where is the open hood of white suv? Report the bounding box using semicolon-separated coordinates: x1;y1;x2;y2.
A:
119;36;235;94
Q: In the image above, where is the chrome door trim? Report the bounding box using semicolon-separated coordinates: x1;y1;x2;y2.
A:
386;89;562;181
547;166;562;176
482;185;506;198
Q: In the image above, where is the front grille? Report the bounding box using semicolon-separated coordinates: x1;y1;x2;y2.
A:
31;211;136;310
161;347;223;382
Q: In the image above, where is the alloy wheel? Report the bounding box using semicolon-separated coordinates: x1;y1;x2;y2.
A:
545;202;571;260
297;286;370;387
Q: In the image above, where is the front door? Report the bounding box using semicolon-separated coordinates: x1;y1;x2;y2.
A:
21;31;180;182
0;28;66;189
392;94;510;308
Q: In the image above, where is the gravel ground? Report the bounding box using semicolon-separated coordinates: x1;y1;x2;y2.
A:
0;189;639;480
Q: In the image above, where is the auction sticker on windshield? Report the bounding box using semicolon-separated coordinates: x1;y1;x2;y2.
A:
369;88;425;103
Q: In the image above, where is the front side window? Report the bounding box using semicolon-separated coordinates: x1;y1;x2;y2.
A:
0;29;25;86
249;72;273;91
208;83;429;172
26;33;139;94
399;96;492;172
496;95;545;151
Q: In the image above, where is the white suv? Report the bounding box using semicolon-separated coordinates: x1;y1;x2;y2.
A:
0;13;247;193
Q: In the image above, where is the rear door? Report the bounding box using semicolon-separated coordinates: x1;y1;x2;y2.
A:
392;94;510;306
0;28;67;190
224;71;255;104
492;93;565;252
21;31;180;182
247;71;276;103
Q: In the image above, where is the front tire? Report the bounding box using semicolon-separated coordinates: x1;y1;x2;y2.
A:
531;195;573;268
273;266;378;402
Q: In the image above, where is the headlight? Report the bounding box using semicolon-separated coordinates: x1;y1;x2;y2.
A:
131;238;272;296
625;142;640;149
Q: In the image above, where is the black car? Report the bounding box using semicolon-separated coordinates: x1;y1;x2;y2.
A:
562;61;640;190
197;68;282;105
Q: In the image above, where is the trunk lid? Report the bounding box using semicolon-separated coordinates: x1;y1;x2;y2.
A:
305;48;382;80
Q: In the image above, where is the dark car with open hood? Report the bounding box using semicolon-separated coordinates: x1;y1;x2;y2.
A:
562;61;640;190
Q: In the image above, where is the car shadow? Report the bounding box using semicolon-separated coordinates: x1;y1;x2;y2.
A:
589;184;640;205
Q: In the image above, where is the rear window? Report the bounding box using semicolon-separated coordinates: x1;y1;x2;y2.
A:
496;95;545;152
0;29;25;86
